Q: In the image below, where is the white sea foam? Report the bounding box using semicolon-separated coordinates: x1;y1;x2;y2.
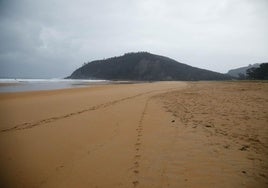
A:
0;78;108;93
0;78;106;83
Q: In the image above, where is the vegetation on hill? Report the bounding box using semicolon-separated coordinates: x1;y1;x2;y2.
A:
67;52;232;81
227;64;259;78
246;63;268;80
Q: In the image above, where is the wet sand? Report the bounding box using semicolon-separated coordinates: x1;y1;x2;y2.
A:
0;83;20;87
0;81;267;187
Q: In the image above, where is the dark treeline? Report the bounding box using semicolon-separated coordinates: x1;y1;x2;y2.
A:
246;63;268;80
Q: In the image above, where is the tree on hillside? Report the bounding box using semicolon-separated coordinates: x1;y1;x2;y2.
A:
246;63;268;80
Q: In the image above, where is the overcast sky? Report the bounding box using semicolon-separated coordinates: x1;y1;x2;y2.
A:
0;0;267;78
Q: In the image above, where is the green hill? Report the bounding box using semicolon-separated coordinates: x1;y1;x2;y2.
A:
68;52;231;81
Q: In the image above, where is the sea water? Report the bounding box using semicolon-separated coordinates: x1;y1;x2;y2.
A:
0;78;108;93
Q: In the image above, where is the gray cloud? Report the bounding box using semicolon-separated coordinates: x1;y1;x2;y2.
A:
0;0;267;78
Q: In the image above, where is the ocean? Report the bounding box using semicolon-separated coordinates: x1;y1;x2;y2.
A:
0;78;108;93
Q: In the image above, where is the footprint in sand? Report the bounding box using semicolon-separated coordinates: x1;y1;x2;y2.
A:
133;181;139;187
131;99;150;187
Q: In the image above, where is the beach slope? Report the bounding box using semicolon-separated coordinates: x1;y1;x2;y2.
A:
0;81;267;187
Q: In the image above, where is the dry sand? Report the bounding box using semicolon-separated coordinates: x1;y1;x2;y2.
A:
0;81;267;188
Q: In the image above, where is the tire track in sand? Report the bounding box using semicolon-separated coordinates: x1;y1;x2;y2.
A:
1;91;156;133
132;98;150;187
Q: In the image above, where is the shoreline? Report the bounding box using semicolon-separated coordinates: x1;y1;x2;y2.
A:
1;79;267;94
0;78;153;94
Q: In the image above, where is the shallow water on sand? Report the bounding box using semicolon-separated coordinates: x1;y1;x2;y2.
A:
0;79;108;93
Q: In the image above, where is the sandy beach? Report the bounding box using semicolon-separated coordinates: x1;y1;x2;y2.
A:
0;81;267;188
